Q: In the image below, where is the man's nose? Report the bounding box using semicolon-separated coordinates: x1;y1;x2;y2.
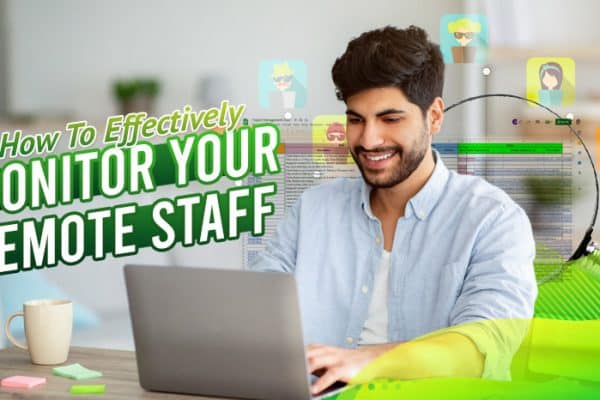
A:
360;121;385;150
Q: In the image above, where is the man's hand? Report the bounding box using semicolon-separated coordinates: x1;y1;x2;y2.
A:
306;333;485;394
306;343;394;395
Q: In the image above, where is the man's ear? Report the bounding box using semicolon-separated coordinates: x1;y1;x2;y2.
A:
427;97;444;136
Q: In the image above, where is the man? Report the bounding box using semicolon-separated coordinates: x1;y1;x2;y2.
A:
250;25;537;395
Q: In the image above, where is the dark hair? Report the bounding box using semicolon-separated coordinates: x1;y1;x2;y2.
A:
539;62;563;90
331;25;444;115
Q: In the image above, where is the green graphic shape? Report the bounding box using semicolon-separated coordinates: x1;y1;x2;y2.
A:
331;317;600;399
334;250;600;399
457;143;562;154
0;124;281;213
1;183;276;274
555;118;572;126
535;250;600;320
329;377;597;399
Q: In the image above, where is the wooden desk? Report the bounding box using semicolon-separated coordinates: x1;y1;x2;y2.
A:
0;346;235;399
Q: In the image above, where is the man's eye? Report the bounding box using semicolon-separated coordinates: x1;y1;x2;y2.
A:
384;118;400;123
347;118;362;124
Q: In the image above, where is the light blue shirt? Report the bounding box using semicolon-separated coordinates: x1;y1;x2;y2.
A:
249;151;537;379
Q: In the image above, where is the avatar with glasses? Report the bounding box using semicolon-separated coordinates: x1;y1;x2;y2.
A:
268;62;307;109
447;17;481;63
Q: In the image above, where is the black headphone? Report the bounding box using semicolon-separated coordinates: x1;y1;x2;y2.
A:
443;93;598;262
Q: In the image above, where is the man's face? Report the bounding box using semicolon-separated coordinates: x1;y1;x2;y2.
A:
345;87;431;188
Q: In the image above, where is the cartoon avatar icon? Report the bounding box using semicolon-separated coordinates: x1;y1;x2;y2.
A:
311;116;352;165
538;62;564;106
326;122;346;142
447;18;481;63
269;62;307;109
272;63;293;91
322;122;349;164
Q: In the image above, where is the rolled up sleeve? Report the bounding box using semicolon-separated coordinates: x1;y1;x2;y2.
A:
448;203;538;380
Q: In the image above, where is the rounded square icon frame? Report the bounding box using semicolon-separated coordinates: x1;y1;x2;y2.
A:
311;115;353;165
440;14;489;64
259;60;308;110
526;57;575;107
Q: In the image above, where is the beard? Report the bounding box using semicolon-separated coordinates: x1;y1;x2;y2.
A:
350;125;430;188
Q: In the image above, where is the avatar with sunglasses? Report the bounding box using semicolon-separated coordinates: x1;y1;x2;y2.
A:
447;17;481;63
268;62;307;109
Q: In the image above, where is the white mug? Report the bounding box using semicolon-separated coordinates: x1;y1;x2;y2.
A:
4;299;72;365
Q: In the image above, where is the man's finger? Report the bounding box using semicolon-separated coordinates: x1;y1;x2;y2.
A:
311;368;340;395
307;352;337;374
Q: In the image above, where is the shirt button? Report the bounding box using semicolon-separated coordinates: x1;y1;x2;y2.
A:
375;236;381;244
361;285;369;294
346;336;354;344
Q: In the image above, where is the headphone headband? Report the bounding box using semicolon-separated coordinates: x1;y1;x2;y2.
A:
540;64;561;78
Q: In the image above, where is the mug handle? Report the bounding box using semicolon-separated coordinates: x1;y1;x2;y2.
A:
4;311;28;350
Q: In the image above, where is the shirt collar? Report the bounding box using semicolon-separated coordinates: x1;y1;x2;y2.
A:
360;149;450;221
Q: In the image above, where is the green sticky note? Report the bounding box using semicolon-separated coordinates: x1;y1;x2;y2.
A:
53;363;103;380
70;384;105;394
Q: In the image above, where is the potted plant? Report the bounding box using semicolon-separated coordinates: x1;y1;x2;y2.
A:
112;78;160;115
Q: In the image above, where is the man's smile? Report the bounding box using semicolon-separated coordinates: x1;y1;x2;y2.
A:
356;149;400;170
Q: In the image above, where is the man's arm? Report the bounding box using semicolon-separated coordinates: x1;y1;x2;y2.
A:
446;202;537;379
308;201;536;393
247;197;301;273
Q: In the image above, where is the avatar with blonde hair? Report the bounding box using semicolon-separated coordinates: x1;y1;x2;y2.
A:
268;61;307;109
447;17;481;63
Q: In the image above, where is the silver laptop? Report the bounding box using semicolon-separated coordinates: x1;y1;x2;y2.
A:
124;265;346;400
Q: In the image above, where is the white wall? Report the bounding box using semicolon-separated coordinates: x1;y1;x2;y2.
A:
6;0;600;348
6;0;464;129
481;0;600;48
0;0;8;114
3;0;465;318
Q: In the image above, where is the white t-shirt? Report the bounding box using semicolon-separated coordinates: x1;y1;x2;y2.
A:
359;250;391;345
